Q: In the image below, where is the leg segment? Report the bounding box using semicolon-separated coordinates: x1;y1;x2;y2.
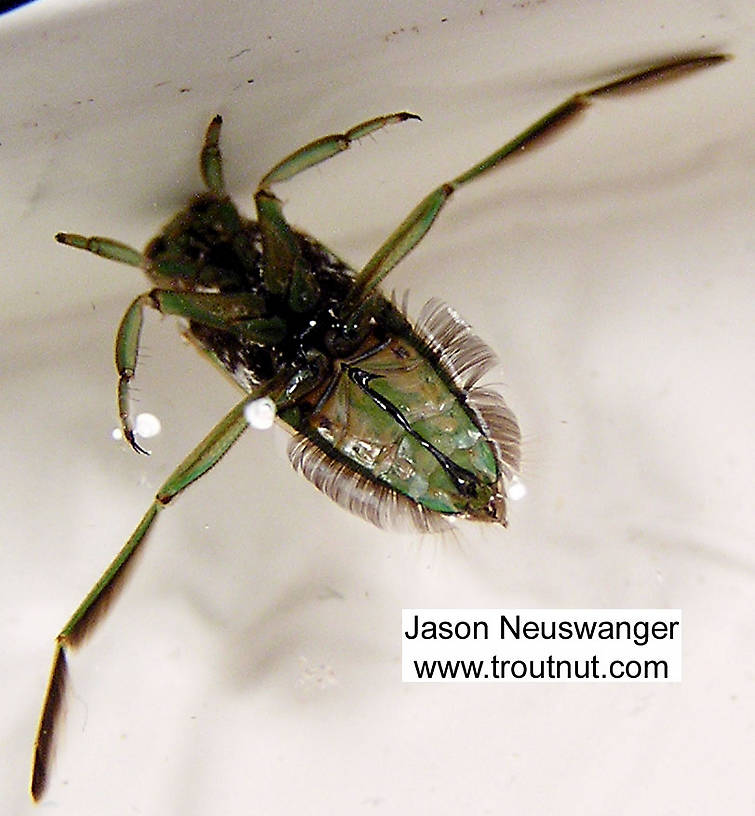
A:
55;232;143;267
30;380;278;801
53;232;147;453
258;111;420;187
254;189;320;311
251;112;419;309
115;294;150;453
200;115;225;195
342;53;729;315
117;289;287;453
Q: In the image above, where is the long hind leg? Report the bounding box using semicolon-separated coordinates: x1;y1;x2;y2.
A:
341;53;729;316
30;379;284;800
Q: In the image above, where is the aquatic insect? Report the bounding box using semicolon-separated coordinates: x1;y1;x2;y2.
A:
31;53;728;799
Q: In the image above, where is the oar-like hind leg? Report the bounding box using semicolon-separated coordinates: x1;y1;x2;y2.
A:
30;380;280;800
342;54;729;316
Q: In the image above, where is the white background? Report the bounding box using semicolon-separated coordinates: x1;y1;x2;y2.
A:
1;1;753;814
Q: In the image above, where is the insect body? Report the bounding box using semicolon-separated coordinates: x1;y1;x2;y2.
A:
143;176;517;529
31;53;727;799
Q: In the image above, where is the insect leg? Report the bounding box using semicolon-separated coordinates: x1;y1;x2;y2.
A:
31;381;278;801
115;293;151;454
55;229;146;450
200;115;225;195
55;232;143;266
258;111;420;187
254;189;320;311
250;114;421;309
151;290;287;344
252;113;420;310
342;53;729;313
116;289;287;454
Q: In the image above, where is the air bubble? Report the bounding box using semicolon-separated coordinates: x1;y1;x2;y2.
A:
244;396;276;430
111;412;162;441
508;476;527;502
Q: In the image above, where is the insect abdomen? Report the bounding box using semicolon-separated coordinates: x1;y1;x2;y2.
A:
289;300;520;531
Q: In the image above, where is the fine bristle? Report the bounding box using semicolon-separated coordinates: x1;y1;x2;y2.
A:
288;435;451;533
413;299;521;496
414;298;498;390
467;386;521;479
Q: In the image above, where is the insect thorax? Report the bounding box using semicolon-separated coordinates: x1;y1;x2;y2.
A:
143;192;359;386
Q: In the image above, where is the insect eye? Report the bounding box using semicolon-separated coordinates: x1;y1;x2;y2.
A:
190;195;242;233
145;235;166;256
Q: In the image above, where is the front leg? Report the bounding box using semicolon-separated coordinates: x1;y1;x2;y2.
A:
115;289;288;453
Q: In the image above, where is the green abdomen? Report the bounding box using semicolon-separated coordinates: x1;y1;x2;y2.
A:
307;334;500;519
